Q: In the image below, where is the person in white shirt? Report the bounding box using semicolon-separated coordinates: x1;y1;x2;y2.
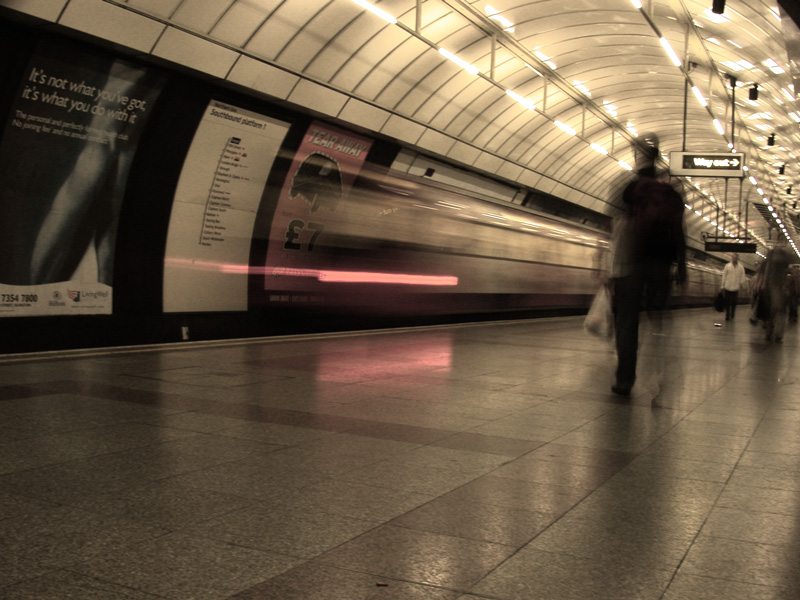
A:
721;254;746;320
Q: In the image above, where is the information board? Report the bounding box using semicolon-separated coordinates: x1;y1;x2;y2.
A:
163;100;290;312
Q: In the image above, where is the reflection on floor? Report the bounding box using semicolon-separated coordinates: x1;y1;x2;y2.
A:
1;308;799;599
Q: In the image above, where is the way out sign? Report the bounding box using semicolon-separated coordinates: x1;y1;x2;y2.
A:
669;152;745;178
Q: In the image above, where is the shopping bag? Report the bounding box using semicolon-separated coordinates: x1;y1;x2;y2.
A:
713;290;724;312
584;286;613;338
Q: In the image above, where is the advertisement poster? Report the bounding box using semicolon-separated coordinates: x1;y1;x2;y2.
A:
163;100;290;312
0;41;162;316
264;121;373;295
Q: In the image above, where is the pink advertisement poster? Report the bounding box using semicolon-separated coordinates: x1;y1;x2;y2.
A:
263;121;373;293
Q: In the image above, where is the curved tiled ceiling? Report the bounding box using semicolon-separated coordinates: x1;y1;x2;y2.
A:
38;0;800;256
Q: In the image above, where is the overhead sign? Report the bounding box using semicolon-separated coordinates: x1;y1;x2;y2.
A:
704;241;757;253
670;152;745;178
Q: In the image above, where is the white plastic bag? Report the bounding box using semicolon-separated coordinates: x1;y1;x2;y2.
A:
584;286;613;338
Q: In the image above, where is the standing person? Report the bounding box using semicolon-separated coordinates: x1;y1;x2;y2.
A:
721;254;746;320
607;135;687;396
760;241;794;343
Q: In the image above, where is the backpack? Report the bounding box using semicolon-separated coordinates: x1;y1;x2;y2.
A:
627;177;685;261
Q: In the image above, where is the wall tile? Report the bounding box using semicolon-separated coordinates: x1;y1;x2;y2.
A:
152;27;238;78
59;0;164;54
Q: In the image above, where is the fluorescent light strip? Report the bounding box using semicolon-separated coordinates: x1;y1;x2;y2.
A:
350;0;397;24
554;120;576;136
590;143;608;155
659;37;682;67
506;89;535;110
691;86;708;107
438;48;480;76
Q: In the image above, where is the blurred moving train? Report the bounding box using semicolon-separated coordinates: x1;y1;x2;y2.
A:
257;163;722;325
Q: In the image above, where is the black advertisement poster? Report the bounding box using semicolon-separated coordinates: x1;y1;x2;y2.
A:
0;41;163;316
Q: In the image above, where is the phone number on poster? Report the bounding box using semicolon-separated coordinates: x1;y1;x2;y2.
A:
1;294;38;303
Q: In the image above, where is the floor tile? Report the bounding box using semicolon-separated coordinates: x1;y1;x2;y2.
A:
315;524;515;590
700;506;800;547
1;570;162;599
470;547;673;600
662;574;798;600
229;561;459;600
429;431;543;457
390;493;555;546
71;532;300;599
0;504;170;569
678;533;800;591
182;502;380;559
86;478;258;529
275;478;433;521
716;482;800;516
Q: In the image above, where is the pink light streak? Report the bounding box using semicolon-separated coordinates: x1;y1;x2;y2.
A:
318;270;458;285
275;267;458;286
165;259;457;286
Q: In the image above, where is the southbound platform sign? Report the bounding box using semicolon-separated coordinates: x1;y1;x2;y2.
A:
670;152;745;178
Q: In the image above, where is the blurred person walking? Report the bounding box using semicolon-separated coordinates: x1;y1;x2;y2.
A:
606;135;686;396
721;254;746;321
758;241;794;343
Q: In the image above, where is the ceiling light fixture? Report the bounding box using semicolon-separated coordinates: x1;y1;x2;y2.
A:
590;143;609;155
438;48;480;76
505;89;535;110
554;120;576;136
691;86;708;107
659;37;682;67
350;0;397;24
485;6;515;32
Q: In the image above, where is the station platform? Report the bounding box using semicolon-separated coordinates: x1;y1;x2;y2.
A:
1;308;798;599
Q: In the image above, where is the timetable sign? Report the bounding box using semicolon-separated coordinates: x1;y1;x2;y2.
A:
669;152;745;177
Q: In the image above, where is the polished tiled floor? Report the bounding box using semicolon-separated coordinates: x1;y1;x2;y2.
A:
1;308;799;599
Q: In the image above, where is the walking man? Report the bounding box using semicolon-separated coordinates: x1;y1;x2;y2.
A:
721;254;746;320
